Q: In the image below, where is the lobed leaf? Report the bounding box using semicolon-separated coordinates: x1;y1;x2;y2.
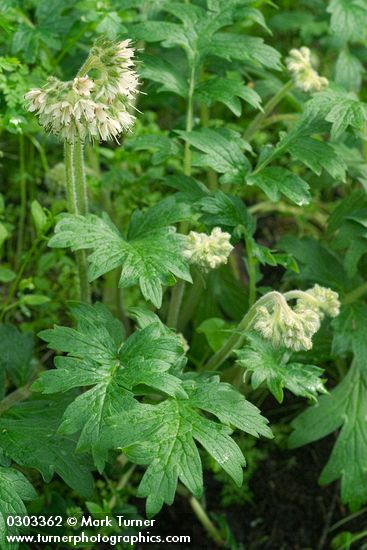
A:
34;303;187;469
49;198;192;308
236;333;326;403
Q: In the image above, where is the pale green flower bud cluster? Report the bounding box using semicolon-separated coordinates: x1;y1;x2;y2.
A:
295;284;341;319
25;38;139;142
253;285;340;352
183;227;233;270
286;47;328;93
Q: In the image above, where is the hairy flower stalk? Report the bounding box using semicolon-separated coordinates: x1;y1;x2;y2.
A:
183;227;233;271
205;285;340;371
286;47;328;93
25;38;140;302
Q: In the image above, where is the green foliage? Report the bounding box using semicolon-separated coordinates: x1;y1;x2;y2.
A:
0;325;34;390
198;190;255;236
100;375;272;516
34;303;187;468
247;167;311;206
0;467;36;549
1;0;367;543
0;396;94;496
177;129;251;184
49;199;192;307
289;364;367;511
236;333;327;403
195;77;262;116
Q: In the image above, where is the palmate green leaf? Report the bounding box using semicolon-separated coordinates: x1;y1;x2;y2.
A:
286;137;347;182
198;190;255;236
49;198;192;308
247;167;311;206
327;0;367;43
0;467;36;550
289;364;367;510
139;54;188;98
33;303;187;469
306;89;367;140
208;33;281;70
99;375;271;516
177;129;251;184
263;102;344;180
236;333;326;403
195;77;262;116
127;2;278;69
126;1;233;64
0;396;94;497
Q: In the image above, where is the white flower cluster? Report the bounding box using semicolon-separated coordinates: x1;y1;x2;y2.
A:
25;39;139;142
253;286;340;352
183;227;233;270
286;47;328;93
296;284;340;319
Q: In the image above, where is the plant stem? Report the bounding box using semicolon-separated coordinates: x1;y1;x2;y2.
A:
342;281;367;305
0;384;31;415
177;485;225;546
205;293;276;371
64;142;78;214
15;134;26;267
73;139;89;215
183;63;196;177
245;236;257;306
200;102;217;189
178;272;204;331
108;464;136;509
64;141;90;303
244;80;294;142
167;62;196;324
167;279;186;329
188;496;225;546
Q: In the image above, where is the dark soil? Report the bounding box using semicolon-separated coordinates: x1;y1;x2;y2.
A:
138;436;366;550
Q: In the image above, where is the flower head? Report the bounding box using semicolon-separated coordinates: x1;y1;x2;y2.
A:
296;284;340;319
253;286;340;352
286;47;328;93
25;38;140;143
253;295;314;352
183;227;233;271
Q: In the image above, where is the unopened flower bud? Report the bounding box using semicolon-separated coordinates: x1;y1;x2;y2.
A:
296;284;340;319
252;285;340;352
286;47;328;93
183;227;233;271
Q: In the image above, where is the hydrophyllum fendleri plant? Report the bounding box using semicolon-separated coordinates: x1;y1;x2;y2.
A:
5;0;367;541
21;35;341;523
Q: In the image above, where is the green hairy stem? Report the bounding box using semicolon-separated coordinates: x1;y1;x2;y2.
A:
64;140;91;303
